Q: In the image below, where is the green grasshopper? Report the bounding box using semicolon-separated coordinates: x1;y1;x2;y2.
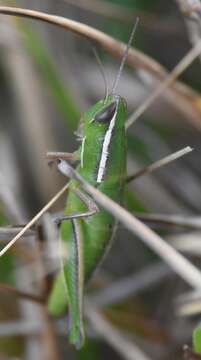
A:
48;22;138;349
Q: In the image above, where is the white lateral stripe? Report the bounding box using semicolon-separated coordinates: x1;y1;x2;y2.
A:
97;102;118;183
80;136;86;168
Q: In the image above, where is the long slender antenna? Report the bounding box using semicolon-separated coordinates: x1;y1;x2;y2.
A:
93;46;109;102
112;17;139;94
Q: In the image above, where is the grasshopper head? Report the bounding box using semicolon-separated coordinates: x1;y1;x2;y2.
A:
78;94;127;182
82;94;126;134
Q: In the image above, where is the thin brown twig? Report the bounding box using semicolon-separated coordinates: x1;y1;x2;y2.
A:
0;183;69;257
126;146;192;182
0;6;201;128
46;151;76;162
0;6;168;78
126;38;201;128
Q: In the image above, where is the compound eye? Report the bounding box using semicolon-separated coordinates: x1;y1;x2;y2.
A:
94;101;117;123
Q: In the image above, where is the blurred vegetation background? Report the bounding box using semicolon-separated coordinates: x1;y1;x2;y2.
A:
1;0;201;359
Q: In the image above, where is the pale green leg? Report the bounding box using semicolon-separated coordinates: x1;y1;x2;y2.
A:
48;188;98;348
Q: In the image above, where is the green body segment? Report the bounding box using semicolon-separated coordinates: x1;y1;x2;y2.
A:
193;324;201;355
48;95;127;348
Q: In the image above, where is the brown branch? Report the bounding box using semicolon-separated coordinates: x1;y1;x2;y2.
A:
126;36;201;127
0;6;201;128
0;6;164;77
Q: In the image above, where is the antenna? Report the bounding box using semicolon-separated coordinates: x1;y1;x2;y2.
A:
111;17;139;94
93;47;109;103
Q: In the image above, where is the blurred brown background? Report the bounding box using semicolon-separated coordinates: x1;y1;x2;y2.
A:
0;1;201;359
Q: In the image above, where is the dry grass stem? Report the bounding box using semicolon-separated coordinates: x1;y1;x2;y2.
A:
177;300;201;316
126;39;201;128
0;183;69;257
127;146;192;182
0;227;34;241
0;6;201;128
171;235;201;256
